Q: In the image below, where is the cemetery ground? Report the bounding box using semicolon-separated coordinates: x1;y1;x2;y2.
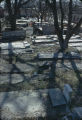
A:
0;34;82;120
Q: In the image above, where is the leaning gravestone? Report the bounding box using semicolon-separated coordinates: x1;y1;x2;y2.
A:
2;30;26;40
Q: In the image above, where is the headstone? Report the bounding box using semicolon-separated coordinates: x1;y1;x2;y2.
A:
63;84;73;104
26;27;33;36
72;107;82;119
2;30;26;40
49;88;66;107
43;25;55;35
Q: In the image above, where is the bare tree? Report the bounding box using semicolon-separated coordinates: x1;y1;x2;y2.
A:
46;0;82;51
0;0;4;32
5;0;31;30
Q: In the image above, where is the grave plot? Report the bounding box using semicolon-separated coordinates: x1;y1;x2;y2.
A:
0;63;35;74
55;62;82;71
0;89;70;120
0;41;30;50
31;35;57;39
32;38;57;44
37;52;81;60
69;43;82;47
76;47;82;51
0;74;28;84
0;41;33;55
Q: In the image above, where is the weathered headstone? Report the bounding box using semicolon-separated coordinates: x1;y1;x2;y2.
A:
43;25;55;35
26;27;33;36
63;84;73;104
49;88;66;107
2;30;26;40
72;107;82;119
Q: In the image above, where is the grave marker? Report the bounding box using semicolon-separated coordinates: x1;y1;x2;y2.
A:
2;30;26;40
63;84;73;104
37;52;81;60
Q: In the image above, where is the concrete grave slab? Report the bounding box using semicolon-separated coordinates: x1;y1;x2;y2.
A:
32;39;56;44
0;74;28;84
37;52;81;60
76;47;82;51
71;35;81;39
0;89;70;120
1;48;32;55
36;44;55;46
56;62;82;71
31;35;57;39
69;43;82;47
56;40;82;46
0;42;25;50
0;63;35;73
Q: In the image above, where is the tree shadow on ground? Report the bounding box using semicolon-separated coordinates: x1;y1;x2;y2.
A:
0;42;38;120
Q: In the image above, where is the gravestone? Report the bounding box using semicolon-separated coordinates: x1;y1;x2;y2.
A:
63;84;73;104
26;27;33;36
43;25;55;35
49;88;66;107
72;107;82;120
2;30;26;40
49;85;72;113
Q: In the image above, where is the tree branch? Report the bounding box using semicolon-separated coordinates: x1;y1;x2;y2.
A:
59;0;64;34
72;17;82;34
67;0;73;32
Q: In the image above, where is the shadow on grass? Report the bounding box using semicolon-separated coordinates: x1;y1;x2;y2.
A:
0;41;82;120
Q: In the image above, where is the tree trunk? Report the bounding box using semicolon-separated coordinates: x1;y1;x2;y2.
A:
10;18;16;31
0;21;1;33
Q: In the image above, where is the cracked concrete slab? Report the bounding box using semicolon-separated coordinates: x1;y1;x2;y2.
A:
0;89;59;120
